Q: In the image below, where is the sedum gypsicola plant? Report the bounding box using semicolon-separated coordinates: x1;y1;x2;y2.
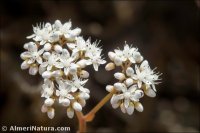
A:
20;20;161;132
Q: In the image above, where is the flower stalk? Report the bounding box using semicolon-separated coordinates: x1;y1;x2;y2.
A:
75;89;116;132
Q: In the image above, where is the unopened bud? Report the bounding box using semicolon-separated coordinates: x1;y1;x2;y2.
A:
67;107;74;119
144;88;156;97
44;98;54;106
54;44;63;53
73;102;82;112
114;56;122;66
44;43;52;51
114;72;125;81
105;62;115;71
125;78;133;87
106;85;114;92
42;71;52;78
69;64;78;75
47;108;55;119
108;52;116;61
80;70;89;78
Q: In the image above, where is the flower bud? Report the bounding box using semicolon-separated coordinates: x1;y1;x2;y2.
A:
125;78;133;87
126;67;134;77
54;44;63;53
80;70;89;78
108;52;116;61
60;98;70;107
67;107;74;119
41;105;48;113
69;64;78;75
42;71;52;78
43;52;51;59
144;88;156;97
106;85;114;92
79;99;86;107
44;43;52;51
114;83;124;91
24;42;34;49
135;102;143;112
79;92;90;100
114;72;125;81
54;20;62;29
29;66;38;75
105;62;115;71
44;98;54;106
114;56;122;66
47;108;55;119
73;102;82;112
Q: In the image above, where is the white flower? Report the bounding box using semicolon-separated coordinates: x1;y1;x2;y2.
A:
20;42;44;75
111;83;144;115
87;55;106;71
59;49;78;75
40;52;63;71
56;80;74;107
41;79;54;98
69;76;90;93
122;44;143;63
21;42;44;65
54;20;81;39
85;40;106;71
129;60;161;91
108;43;143;65
27;23;53;45
68;37;87;55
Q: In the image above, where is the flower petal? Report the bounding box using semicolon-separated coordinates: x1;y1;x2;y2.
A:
124;98;130;109
126;103;134;115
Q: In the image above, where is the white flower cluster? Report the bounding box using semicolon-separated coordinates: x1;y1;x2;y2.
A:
105;43;161;115
20;20;106;119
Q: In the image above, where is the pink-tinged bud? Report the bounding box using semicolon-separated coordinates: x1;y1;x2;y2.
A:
47;108;55;119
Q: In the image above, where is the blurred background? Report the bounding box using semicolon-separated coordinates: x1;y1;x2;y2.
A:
1;0;199;132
